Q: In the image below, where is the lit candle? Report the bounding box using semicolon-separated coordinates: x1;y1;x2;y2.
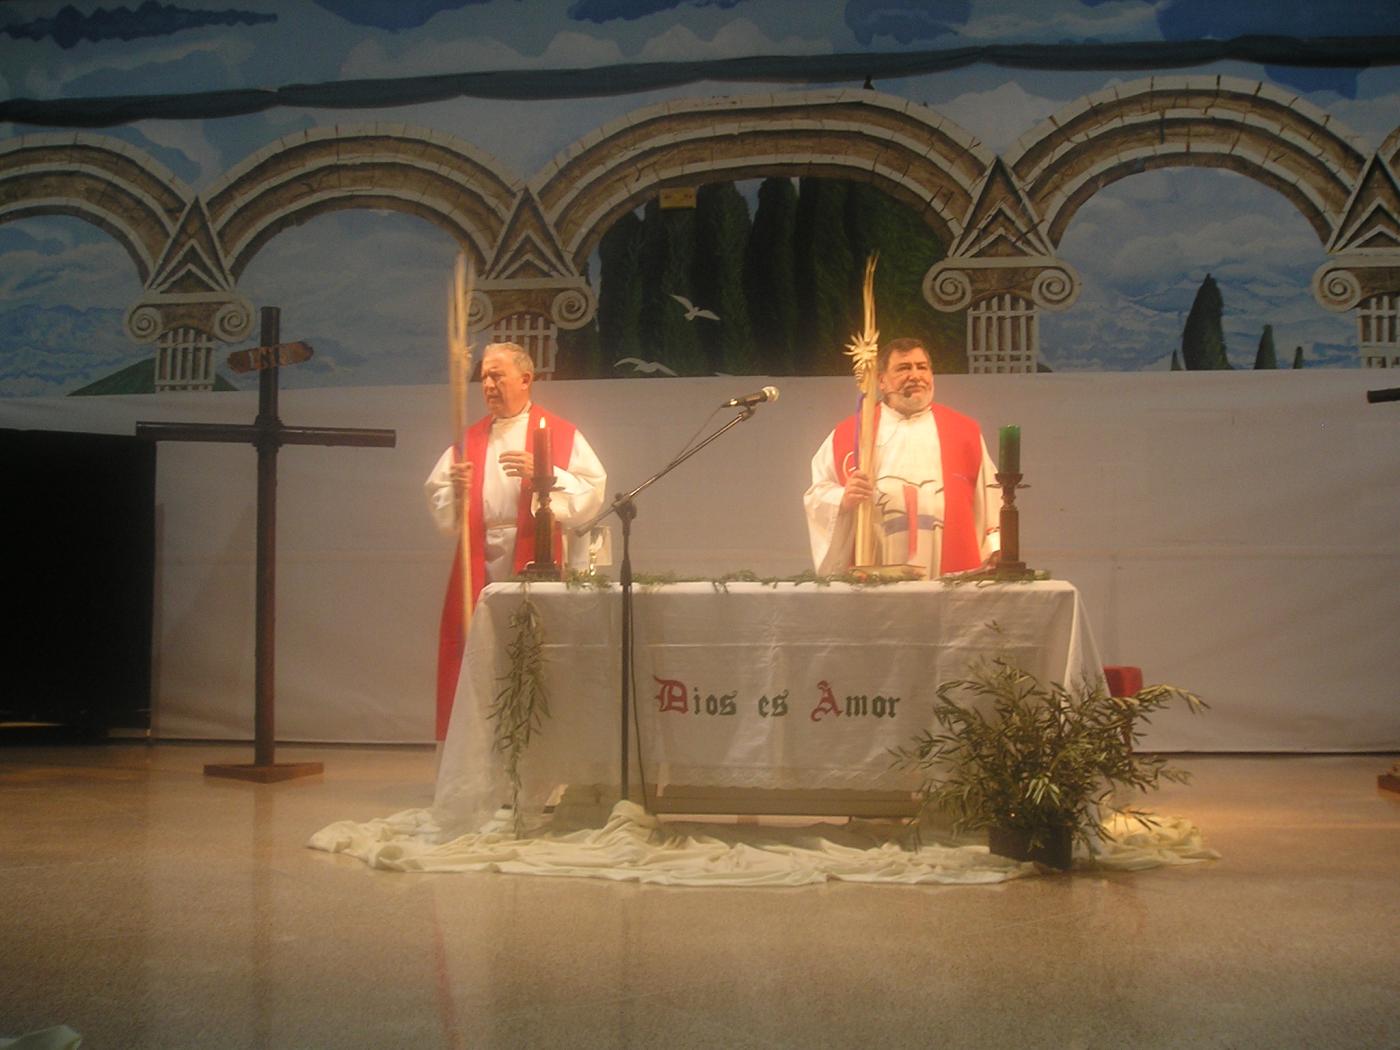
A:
534;417;552;481
998;424;1021;476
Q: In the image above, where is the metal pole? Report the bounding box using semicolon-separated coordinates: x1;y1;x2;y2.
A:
618;500;635;801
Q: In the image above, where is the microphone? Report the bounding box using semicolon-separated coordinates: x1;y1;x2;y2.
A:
723;386;779;408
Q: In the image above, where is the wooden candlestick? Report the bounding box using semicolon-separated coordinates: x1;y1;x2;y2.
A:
522;467;562;581
994;471;1035;580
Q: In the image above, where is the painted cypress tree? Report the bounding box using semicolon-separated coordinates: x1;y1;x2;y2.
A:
843;182;963;372
637;197;705;376
1180;273;1231;370
744;177;799;374
554;320;601;379
1293;345;1306;368
692;182;757;374
1253;324;1278;369
551;257;603;379
792;177;856;375
596;209;645;373
1171;349;1183;370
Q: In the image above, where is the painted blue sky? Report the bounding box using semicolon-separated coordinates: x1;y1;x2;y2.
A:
1;0;1397;393
6;0;1400;105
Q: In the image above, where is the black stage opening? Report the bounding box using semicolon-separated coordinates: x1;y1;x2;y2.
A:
2;428;155;741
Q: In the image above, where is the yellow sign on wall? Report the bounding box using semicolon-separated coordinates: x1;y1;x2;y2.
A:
659;186;698;209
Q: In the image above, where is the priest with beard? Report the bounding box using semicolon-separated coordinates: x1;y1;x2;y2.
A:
804;337;1000;578
425;341;606;739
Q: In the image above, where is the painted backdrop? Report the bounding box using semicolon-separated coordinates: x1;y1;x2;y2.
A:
2;0;1399;396
3;2;1399;750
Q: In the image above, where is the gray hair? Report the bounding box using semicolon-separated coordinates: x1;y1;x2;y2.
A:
482;341;534;377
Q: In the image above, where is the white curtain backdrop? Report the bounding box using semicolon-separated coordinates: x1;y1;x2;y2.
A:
5;370;1398;750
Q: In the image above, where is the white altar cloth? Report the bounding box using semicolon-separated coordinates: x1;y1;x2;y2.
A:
431;580;1106;834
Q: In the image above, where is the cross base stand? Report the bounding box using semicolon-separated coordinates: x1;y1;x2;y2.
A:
204;761;324;783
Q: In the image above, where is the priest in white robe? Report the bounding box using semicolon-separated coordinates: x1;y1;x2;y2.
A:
425;341;606;737
804;337;999;577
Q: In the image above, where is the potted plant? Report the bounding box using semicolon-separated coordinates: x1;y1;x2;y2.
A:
891;658;1206;869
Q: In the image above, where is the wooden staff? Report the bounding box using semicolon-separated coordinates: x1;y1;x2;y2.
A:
448;253;476;628
846;254;881;567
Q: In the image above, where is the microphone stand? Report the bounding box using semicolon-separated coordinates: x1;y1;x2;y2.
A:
581;404;758;806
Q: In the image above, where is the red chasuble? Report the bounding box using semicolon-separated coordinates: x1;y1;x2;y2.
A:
434;406;577;740
830;402;986;575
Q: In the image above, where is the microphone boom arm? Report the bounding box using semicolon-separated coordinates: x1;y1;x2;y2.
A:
580;404;757;533
575;402;757;807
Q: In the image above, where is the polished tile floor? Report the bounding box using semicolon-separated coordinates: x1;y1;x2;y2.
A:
2;744;1397;1049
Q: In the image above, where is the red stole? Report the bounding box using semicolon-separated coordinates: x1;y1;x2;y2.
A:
831;402;985;574
434;406;577;740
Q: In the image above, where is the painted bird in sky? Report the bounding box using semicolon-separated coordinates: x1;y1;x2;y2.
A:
670;294;720;321
615;357;679;376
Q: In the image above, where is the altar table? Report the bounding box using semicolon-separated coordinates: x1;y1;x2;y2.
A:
431;580;1105;831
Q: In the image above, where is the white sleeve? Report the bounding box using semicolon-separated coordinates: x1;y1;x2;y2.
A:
547;429;607;527
802;429;855;574
424;445;459;536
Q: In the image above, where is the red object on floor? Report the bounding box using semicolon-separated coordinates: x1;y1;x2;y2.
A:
1103;665;1143;698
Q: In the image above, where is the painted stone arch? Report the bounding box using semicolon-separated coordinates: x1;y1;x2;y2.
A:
940;75;1378;373
1312;146;1400;368
203;123;522;280
0;134;235;391
533;88;996;269
1382;125;1400;171
0;133;192;284
1006;74;1369;248
462;88;995;377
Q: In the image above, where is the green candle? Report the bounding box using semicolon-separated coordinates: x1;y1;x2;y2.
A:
999;425;1021;475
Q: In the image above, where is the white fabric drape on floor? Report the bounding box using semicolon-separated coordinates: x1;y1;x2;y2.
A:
309;801;1218;885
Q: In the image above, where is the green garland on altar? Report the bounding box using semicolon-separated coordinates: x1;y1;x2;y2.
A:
558;567;811;590
488;590;550;837
556;566;1044;591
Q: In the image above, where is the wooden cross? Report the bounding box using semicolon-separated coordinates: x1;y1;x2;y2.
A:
136;306;396;782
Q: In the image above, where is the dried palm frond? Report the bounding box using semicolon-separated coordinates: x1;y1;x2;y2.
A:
448;252;477;625
844;253;880;386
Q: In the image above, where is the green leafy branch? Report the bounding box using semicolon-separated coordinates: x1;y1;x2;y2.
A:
488;593;551;838
890;657;1206;853
558;567;972;591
